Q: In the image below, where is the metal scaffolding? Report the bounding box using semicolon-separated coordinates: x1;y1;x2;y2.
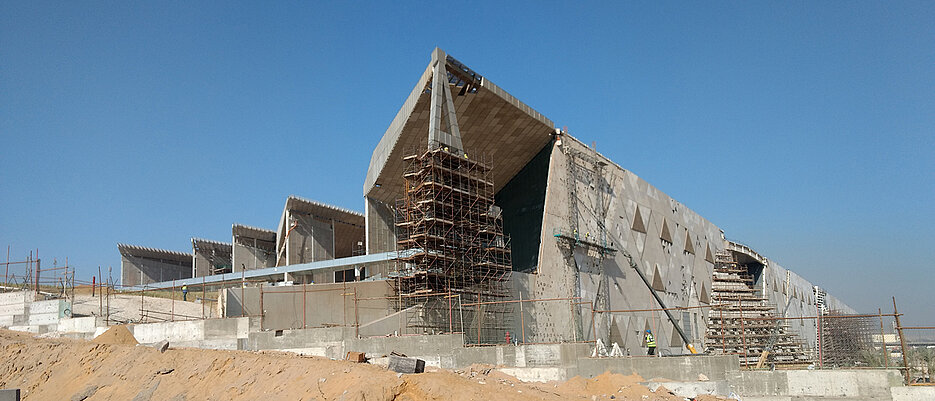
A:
705;251;811;367
392;148;513;344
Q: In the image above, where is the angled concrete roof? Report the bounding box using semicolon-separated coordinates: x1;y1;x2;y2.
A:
280;195;364;226
191;238;233;253
275;196;366;260
364;48;556;204
232;223;276;241
117;243;192;263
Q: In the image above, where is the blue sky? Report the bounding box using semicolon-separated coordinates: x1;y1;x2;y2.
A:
2;2;933;325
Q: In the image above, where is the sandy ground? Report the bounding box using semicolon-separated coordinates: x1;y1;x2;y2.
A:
0;328;736;400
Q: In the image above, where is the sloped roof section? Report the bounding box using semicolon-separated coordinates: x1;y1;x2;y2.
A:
232;223;277;241
191;238;232;253
117;243;191;263
283;195;364;226
364;48;555;205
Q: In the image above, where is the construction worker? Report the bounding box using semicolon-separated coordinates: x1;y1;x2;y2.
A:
182;285;188;301
645;329;656;355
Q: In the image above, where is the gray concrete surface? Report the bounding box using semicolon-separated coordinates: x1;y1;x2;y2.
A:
0;389;20;401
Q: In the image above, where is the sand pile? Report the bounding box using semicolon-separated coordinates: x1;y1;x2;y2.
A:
0;328;735;400
91;325;138;345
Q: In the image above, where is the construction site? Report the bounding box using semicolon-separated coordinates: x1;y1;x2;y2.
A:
1;48;933;401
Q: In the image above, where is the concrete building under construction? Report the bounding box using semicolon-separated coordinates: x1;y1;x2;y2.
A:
118;48;857;365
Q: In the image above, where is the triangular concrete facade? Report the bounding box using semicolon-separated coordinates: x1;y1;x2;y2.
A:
631;206;647;233
651;265;666;292
660;218;673;244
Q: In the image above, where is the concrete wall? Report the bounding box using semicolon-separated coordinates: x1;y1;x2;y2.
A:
727;369;903;400
221;281;395;332
529;136;724;355
0;291;34;327
365;197;396;254
232;242;276;272
288;214;335;264
121;255;191;287
192;245;232;278
127;317;257;350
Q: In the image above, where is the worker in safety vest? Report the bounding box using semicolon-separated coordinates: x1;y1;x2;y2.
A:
182;285;188;301
645;329;656;355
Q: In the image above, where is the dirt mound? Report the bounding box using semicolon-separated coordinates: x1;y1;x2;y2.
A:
91;325;138;345
0;330;721;400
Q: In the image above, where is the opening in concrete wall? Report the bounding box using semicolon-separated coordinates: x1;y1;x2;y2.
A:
495;140;553;273
631;206;647;233
651;265;666;292
660;218;673;244
699;282;710;304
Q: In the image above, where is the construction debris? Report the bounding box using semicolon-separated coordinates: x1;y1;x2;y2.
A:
388;355;426;374
345;351;367;363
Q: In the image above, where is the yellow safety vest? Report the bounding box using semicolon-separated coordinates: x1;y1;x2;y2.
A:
646;333;656;347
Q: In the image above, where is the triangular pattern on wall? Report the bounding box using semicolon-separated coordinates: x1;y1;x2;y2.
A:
631;206;647;233
610;316;624;345
705;244;715;264
660;218;673;244
699;282;711;304
684;231;695;254
651;265;666;292
670;326;683;347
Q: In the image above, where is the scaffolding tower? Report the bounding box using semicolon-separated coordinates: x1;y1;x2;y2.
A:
705;251;811;367
393;147;513;344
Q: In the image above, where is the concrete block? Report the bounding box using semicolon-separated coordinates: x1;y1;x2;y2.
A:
497;367;566;383
27;313;59;326
172;339;239;350
0;388;20;401
644;381;730;398
57;317;102;333
891;386;935;401
28;300;61;314
388;355;425;373
7;326;38;334
204;318;241;339
521;344;561;367
728;371;789;397
131;320;205;343
785;370;859;397
0;303;26;317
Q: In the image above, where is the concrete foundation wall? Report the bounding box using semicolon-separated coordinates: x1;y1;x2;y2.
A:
127;317;256;350
27;299;68;326
221;281;394;332
0;291;33;327
727;369;903;399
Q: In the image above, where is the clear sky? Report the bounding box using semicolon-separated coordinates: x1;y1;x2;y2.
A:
2;2;933;325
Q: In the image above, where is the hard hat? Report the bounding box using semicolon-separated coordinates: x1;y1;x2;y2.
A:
646;329;651;333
